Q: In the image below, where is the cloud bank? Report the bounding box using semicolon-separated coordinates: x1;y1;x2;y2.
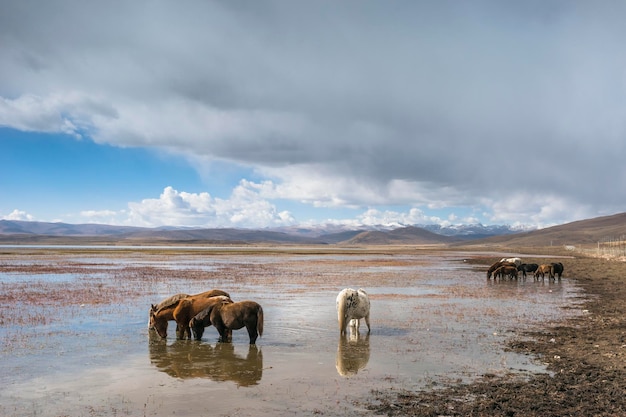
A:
1;1;625;228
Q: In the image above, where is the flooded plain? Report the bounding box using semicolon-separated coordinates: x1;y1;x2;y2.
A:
0;247;584;416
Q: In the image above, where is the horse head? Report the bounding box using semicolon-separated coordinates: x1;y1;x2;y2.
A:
152;313;168;339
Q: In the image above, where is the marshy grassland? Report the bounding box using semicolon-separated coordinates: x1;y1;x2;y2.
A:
0;244;624;416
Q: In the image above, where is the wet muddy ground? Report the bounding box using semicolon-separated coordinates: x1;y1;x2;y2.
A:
0;247;586;416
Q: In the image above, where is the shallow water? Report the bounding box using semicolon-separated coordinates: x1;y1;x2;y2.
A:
0;249;584;416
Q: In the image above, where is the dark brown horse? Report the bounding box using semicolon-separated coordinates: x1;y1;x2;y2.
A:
517;263;539;279
191;300;264;345
150;289;231;339
493;265;518;280
551;262;564;280
189;298;235;340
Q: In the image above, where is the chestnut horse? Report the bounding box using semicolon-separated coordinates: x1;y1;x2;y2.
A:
150;289;231;339
534;264;555;281
148;293;189;329
191;300;264;345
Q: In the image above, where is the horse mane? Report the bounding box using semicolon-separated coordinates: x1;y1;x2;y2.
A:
154;293;190;314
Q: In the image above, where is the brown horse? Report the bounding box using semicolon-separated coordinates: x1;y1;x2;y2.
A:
150;289;231;339
148;293;189;329
534;264;554;281
487;261;517;279
192;300;264;345
189;298;235;340
493;265;518;280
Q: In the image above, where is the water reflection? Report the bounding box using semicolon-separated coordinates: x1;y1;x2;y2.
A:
335;331;370;377
149;336;263;386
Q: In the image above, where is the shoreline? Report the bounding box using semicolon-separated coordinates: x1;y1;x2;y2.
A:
366;252;626;416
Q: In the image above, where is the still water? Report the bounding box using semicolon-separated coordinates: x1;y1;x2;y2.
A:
0;248;583;416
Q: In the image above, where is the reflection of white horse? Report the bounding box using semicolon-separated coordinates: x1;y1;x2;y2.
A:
336;332;370;377
336;288;370;336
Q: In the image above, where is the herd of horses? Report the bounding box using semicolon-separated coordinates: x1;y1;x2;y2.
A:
148;257;564;346
487;257;565;281
149;287;372;345
149;289;264;345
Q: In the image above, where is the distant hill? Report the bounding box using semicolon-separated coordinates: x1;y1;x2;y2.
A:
455;212;626;248
1;213;624;246
344;226;460;245
0;220;364;245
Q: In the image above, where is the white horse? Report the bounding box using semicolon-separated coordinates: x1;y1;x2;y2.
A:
336;288;370;336
500;257;522;267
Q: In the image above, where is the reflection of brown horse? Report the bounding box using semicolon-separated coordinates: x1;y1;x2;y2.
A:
148;337;263;386
152;293;231;340
336;331;370;377
192;300;264;344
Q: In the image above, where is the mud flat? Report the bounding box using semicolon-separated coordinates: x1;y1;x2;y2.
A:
367;252;626;416
0;246;590;416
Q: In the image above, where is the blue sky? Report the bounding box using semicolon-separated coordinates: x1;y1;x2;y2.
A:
1;1;625;229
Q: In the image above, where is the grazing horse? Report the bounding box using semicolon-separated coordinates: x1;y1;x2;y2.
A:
517;263;539;279
149;289;230;332
500;257;522;267
189;298;235;340
534;264;555;281
148;293;189;329
487;261;517;279
493;265;518;280
336;288;371;336
551;262;564;280
152;292;231;340
191;300;264;345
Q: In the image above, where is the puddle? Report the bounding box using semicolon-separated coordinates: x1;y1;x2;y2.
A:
0;249;585;416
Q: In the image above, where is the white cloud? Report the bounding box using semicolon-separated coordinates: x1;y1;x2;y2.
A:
125;185;295;228
2;209;34;221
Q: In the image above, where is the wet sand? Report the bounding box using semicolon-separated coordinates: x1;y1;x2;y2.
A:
0;246;583;416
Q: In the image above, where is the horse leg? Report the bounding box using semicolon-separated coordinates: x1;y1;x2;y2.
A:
176;320;186;340
364;314;371;333
216;326;226;342
246;323;259;345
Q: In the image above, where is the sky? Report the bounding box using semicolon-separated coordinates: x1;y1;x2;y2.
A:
1;1;625;230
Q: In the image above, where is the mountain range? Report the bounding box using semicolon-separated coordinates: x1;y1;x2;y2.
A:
0;212;624;247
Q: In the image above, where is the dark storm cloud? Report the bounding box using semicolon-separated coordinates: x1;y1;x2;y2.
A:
1;0;625;225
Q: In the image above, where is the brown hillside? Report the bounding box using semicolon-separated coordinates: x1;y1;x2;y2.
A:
458;212;626;248
345;226;458;245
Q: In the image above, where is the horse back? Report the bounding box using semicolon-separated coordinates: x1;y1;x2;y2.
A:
215;301;263;330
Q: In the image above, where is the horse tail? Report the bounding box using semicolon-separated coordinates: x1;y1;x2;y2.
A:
257;305;264;337
337;293;347;333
